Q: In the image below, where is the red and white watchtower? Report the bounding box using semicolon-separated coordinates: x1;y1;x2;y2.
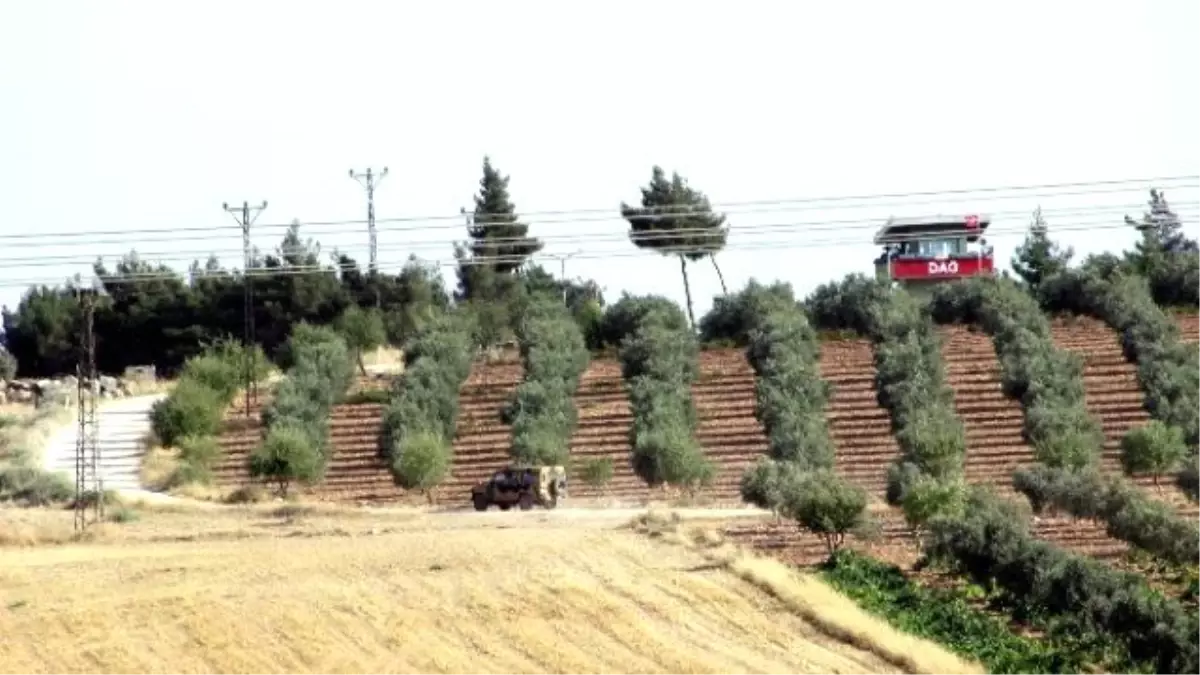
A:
872;214;995;290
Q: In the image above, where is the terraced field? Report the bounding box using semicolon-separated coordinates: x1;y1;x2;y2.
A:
938;323;1123;559
213;313;1199;564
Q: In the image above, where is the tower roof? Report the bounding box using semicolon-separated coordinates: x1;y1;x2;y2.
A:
873;214;991;245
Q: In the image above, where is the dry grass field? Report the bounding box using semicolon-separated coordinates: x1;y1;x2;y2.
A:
0;504;977;675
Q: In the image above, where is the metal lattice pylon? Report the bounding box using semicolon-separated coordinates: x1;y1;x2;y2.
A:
74;289;102;531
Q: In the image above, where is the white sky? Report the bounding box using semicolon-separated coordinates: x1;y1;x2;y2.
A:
1;0;1197;319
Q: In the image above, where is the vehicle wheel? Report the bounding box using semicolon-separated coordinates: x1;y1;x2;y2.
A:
518;492;534;511
472;493;489;512
499;504;512;511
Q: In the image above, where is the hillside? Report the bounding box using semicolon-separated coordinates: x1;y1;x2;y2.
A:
0;507;972;675
212;313;1199;562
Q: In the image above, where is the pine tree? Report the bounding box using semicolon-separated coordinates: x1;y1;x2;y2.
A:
454;156;542;302
1011;206;1074;291
1125;189;1198;281
621;167;729;330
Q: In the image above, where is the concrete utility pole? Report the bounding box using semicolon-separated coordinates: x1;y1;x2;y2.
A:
349;167;389;274
223;200;268;416
548;250;583;303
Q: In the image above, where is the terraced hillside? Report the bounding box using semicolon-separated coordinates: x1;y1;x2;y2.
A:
1054;313;1198;520
938;323;1123;558
564;340;902;504
213;361;529;504
213;341;905;507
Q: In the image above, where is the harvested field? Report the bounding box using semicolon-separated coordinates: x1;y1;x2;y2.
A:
0;504;974;675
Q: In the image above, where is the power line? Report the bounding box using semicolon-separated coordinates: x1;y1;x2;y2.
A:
1;201;1194;271
0;174;1194;244
0;214;1190;290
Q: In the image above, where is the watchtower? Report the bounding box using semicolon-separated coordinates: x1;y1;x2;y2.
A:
872;214;995;292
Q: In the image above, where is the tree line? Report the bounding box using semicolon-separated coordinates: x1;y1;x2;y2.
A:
7;157;717;377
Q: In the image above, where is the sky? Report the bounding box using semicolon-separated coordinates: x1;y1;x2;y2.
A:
1;0;1198;321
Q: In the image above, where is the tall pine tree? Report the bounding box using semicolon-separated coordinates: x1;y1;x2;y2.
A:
454;156;542;301
621;166;728;330
453;157;542;347
1125;189;1198;272
1011;206;1074;291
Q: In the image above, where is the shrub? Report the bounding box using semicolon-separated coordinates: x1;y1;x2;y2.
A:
1012;463;1199;566
1120;421;1188;484
249;425;323;497
931;276;1104;470
779;469;869;555
579;457;614;490
698;278;798;345
391;430;452;503
253;323;355;490
740;458;789;515
334;304;387;376
507;292;589;468
925;486;1199;674
616;298;710;492
740;293;835;470
150;378;224;447
167;434;222;486
0;465;73;505
821;550;1085;674
596;293;690;350
382;315;474;493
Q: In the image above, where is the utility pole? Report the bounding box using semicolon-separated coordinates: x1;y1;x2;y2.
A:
74;286;101;531
349;167;389;275
548;250;583;303
223;200;268;417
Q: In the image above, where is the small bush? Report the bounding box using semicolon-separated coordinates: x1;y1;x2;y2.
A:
740;458;790;514
335;304;388;375
179;353;242;405
780;469;870;556
249;425;323;497
0;465;73;505
579;457;614;490
391;430;452;504
149;378;224;448
1120;421;1188;483
167;434;222;486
